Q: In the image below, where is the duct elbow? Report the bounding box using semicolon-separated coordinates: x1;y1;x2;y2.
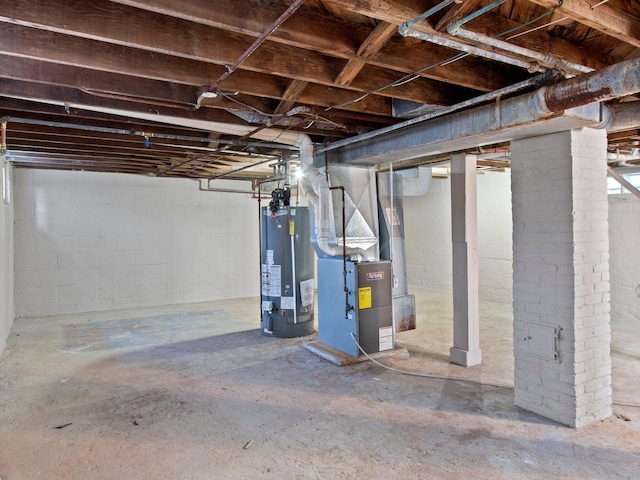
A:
297;133;314;171
316;237;366;262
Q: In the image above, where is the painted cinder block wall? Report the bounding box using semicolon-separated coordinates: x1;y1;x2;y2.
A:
1;162;15;353
608;195;640;330
404;171;514;304
403;168;639;333
9;166;638;326
13;169;259;317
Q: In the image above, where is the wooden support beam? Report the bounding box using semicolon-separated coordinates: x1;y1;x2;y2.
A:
0;56;394;118
0;0;515;93
327;0;609;69
0;32;467;110
335;21;397;86
528;0;640;48
275;80;309;114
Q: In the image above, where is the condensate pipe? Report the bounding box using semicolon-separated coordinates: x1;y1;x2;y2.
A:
329;185;350;317
446;24;593;75
257;190;263;326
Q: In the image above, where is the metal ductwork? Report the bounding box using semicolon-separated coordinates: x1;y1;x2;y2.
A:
377;166;432;332
323;57;640;166
598;101;640;132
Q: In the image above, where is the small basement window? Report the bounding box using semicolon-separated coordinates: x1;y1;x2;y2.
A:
2;160;10;205
608;171;640;195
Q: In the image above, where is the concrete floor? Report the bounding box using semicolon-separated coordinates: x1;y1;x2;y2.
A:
0;289;638;479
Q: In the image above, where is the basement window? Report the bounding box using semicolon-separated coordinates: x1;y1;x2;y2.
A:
608;172;640;195
2;160;10;205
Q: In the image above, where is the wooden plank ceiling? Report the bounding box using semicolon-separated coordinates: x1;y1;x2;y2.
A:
0;0;638;180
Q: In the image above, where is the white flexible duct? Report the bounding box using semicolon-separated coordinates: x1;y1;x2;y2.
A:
298;143;366;260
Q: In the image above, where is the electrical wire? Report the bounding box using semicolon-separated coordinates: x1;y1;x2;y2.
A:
350;333;640;408
219;92;282;117
494;3;562;39
325;2;566;112
350;333;512;389
505;16;569;41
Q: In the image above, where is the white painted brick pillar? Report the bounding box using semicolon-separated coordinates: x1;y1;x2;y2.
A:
450;153;481;367
511;128;612;427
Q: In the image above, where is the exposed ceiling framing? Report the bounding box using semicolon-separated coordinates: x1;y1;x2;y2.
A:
0;0;638;179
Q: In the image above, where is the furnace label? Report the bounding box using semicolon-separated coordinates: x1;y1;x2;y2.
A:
379;326;393;351
358;286;372;309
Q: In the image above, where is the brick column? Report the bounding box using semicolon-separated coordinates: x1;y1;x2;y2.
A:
511;128;611;427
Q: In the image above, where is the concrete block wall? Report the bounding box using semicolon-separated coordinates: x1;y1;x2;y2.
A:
13;169;259;317
404;171;513;303
608;195;640;330
1;162;15;354
511;128;611;427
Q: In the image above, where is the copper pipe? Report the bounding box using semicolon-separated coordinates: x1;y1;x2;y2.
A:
1;122;6;153
329;185;350;318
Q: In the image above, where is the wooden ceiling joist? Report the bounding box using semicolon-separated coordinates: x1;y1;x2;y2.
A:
0;0;637;179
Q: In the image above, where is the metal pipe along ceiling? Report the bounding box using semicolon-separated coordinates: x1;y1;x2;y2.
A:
398;24;542;72
203;0;305;94
446;25;593;75
402;0;457;29
0;116;297;150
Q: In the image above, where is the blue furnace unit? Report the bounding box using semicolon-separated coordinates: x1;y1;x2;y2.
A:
318;258;393;357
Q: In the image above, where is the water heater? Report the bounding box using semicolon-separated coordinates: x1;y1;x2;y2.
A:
260;204;315;337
